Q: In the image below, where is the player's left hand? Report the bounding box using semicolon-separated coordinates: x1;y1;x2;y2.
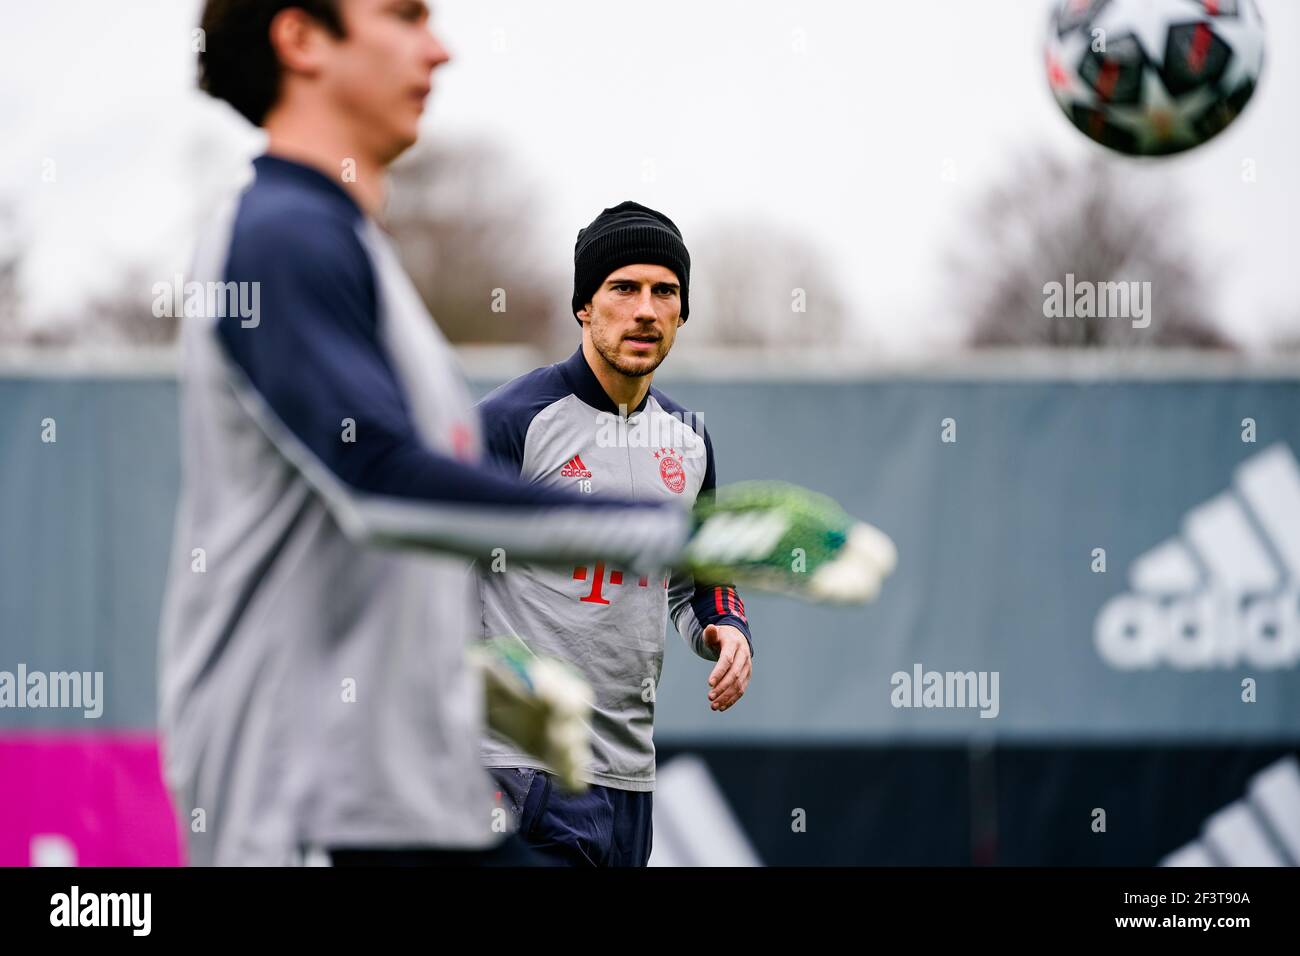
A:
703;624;751;712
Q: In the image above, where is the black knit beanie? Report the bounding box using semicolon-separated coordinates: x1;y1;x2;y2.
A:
571;201;690;324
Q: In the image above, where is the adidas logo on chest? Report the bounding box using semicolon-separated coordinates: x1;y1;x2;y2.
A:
559;453;592;479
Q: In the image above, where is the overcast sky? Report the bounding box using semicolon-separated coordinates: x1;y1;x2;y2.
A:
1;0;1296;353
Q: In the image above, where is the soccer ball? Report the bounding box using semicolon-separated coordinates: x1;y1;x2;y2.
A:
1045;0;1265;156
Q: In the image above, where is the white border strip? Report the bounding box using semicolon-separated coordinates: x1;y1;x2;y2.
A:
0;346;180;379
5;344;1300;382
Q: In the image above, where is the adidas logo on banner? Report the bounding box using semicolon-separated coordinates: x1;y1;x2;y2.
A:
560;453;592;479
1161;756;1300;867
1095;443;1300;670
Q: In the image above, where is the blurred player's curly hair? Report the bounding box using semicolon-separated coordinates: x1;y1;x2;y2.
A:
198;0;346;127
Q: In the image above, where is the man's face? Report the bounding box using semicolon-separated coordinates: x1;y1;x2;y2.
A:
579;264;684;379
321;0;450;160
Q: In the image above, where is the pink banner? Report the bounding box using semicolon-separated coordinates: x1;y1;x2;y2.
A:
0;732;184;866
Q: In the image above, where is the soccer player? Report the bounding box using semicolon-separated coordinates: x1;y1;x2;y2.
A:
160;0;689;866
477;202;754;867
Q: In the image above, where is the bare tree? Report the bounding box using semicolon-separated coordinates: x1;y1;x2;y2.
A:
951;150;1234;349
12;267;179;348
686;220;853;349
2;137;559;351
100;269;181;345
387;138;564;348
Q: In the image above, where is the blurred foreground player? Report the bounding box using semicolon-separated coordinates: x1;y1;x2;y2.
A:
160;0;687;866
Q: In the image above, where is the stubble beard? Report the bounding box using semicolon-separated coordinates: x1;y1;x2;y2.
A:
592;325;668;379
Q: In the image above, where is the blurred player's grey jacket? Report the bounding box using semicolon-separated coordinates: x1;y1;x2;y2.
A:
158;156;686;865
477;349;753;791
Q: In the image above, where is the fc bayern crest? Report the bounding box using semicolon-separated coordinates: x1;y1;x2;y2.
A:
654;447;686;494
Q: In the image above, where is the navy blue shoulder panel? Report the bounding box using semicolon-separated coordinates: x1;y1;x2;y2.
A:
476;362;572;477
213;156;613;513
218;159;379;400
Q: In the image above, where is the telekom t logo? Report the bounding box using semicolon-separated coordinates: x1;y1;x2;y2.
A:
574;563;669;605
